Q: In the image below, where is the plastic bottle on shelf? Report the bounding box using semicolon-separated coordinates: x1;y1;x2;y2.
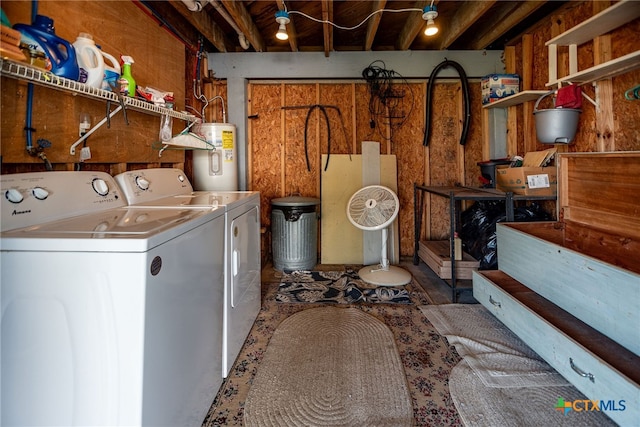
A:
13;15;79;80
101;51;121;91
73;33;104;88
117;55;136;97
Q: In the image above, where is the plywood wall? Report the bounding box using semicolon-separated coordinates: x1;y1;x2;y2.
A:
512;1;640;154
248;80;484;259
0;0;194;174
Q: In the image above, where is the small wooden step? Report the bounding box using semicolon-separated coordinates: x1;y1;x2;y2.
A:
418;240;479;280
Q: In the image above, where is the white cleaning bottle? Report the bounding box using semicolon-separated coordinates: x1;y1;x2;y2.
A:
101;51;121;91
73;33;104;88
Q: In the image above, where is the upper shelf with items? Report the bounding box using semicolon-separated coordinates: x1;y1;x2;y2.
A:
545;0;640;87
0;58;198;122
482;90;549;109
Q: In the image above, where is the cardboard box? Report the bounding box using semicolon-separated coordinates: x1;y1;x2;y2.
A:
482;74;520;105
496;166;557;196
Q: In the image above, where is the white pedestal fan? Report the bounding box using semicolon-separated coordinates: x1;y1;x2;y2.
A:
346;185;412;286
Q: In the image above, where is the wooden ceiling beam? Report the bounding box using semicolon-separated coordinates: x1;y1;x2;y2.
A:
219;0;266;52
276;0;298;52
395;0;431;51
322;0;333;58
469;1;549;50
436;1;496;49
167;0;228;52
364;0;387;51
321;0;334;57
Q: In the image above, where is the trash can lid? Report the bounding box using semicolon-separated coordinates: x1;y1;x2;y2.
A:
271;196;320;207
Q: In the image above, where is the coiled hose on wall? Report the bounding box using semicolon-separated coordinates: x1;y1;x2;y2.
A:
423;59;471;147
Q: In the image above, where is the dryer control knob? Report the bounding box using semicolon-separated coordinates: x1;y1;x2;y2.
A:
92;178;110;196
136;176;150;191
177;174;185;183
32;187;49;200
5;188;24;203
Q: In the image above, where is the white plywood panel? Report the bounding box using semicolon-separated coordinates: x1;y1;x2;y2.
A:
321;155;398;264
321;155;363;264
362;141;381;265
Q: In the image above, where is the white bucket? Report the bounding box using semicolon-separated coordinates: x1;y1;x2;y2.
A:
533;91;581;144
73;33;104;89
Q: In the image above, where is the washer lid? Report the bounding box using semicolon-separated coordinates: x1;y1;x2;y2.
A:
124;191;259;211
1;206;223;252
271;196;320;207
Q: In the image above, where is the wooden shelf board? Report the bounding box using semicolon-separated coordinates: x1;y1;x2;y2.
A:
546;0;640;47
482;90;549;109
546;50;640;87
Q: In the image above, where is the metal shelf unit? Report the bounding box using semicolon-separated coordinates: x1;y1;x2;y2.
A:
413;184;556;303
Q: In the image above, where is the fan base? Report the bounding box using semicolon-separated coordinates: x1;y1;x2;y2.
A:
358;265;412;287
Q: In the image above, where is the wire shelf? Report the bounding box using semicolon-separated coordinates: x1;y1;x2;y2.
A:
1;58;198;122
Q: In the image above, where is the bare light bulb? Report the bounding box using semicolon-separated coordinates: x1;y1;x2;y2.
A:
276;23;289;40
424;19;438;36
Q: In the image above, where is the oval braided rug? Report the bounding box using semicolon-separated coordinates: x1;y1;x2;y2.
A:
243;307;413;427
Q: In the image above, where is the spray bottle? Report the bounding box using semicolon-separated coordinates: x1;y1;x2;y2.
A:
118;55;136;97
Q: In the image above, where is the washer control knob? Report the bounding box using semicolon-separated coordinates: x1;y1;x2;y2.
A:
136;176;150;191
92;178;110;196
93;222;110;232
5;188;24;203
32;187;49;200
177;174;185;183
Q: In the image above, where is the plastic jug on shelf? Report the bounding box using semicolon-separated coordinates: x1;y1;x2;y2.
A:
73;33;104;88
13;15;79;80
101;51;120;91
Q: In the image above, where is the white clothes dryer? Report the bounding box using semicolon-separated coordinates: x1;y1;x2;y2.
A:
115;168;261;377
1;171;225;427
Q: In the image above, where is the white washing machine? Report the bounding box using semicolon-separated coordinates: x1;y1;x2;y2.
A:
115;168;261;377
0;171;225;427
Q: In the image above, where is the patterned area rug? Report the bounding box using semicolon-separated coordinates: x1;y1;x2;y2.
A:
203;274;463;426
276;269;412;304
243;307;413;426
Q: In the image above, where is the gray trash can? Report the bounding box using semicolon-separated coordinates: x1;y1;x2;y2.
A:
271;196;320;271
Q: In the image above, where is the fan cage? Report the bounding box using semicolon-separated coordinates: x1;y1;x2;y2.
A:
347;185;399;231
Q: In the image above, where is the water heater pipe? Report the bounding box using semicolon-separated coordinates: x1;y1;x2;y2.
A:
210;0;250;50
181;0;204;12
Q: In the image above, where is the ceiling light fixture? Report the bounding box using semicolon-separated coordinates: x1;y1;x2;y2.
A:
275;10;290;40
275;1;440;41
422;4;439;37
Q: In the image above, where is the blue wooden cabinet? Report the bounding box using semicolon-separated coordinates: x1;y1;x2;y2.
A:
473;152;640;426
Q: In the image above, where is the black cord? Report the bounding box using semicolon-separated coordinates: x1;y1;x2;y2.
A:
362;60;415;141
303;105;331;172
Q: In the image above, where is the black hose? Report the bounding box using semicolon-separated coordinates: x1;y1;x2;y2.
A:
304;105;331;172
423;59;471;146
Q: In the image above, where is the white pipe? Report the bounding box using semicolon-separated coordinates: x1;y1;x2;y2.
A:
70;106;122;155
181;0;203;12
210;0;250;50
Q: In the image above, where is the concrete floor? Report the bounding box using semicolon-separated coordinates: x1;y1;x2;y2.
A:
399;257;478;304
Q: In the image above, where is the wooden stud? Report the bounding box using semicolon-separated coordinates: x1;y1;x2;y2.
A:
280;83;286;196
